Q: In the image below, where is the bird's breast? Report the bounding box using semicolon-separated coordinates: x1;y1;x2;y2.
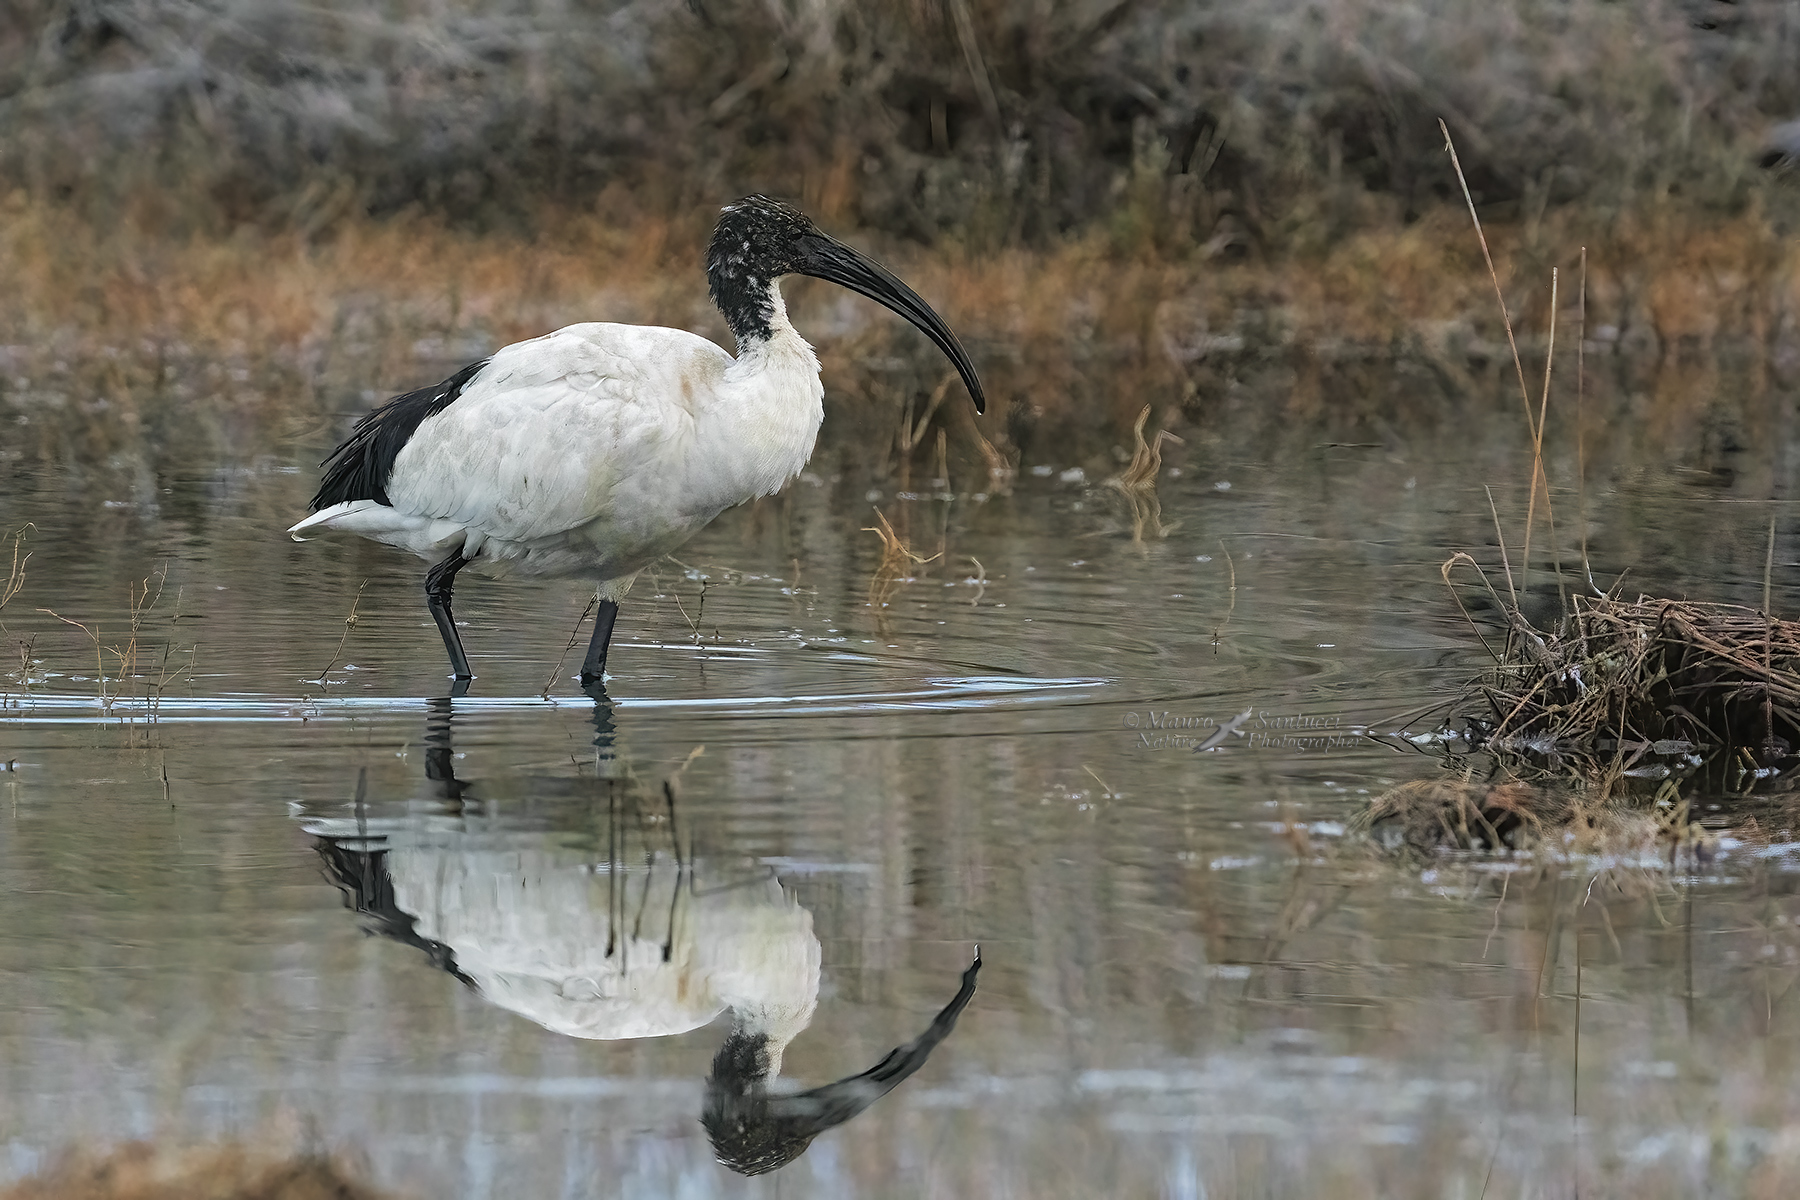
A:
709;330;826;502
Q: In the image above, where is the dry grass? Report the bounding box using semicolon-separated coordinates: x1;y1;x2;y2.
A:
864;508;939;610
1104;405;1181;544
0;1141;396;1200
27;565;196;733
0;525;32;704
8;194;1800;481
6;2;1800;479
1379;124;1800;855
310;581;367;689
1421;128;1800;808
0;525;27;612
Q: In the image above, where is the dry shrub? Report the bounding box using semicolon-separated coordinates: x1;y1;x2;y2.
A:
5;186;1800;480
0;1141;396;1200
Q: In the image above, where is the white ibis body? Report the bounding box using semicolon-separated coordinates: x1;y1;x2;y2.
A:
289;196;985;687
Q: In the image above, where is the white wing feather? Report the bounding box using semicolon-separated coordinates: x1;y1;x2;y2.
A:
289;304;823;580
389;324;729;545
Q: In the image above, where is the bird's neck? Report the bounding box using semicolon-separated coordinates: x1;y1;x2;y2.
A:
723;278;801;356
709;247;783;344
708;281;826;500
722;281;822;387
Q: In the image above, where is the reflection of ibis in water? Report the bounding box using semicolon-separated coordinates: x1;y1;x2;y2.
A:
307;699;978;1175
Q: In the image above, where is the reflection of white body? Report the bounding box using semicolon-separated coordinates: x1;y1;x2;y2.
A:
307;810;980;1180
310;825;821;1068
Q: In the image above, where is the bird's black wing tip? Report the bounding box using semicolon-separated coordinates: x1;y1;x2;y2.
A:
308;358;491;511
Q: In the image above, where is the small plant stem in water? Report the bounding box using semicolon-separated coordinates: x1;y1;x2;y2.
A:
314;581;367;686
1212;540;1236;650
1577;246;1597;595
1529;266;1565;616
544;593;600;697
1443;120;1548;602
1765;513;1777;616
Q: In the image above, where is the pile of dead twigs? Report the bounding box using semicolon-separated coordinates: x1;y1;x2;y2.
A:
1445;553;1800;785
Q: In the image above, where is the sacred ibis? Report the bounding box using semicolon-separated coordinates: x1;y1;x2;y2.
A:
289;195;986;687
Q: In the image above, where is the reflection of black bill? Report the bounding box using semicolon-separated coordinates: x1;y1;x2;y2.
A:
705;949;983;1176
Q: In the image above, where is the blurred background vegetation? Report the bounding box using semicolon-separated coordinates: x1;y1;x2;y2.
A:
6;0;1800;475
10;0;1800;239
7;0;1800;242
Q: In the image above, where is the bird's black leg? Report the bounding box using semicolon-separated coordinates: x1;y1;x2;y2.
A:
424;549;474;681
579;599;620;686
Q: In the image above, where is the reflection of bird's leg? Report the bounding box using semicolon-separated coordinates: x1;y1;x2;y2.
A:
605;781;619;959
422;696;470;812
630;788;656;949
663;781;682;963
587;684;619;778
423;697;453;783
352;766;369;837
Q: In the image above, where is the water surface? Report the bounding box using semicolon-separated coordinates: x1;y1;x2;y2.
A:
4;395;1800;1196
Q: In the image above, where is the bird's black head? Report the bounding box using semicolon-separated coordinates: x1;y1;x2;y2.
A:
706;196;820;344
706;195;986;413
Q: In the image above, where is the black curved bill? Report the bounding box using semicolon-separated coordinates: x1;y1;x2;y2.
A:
793;235;987;413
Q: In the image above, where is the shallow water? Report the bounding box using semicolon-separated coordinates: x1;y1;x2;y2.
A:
5;394;1800;1196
